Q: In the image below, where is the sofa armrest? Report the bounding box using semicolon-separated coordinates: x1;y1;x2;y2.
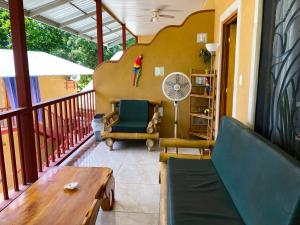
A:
159;152;210;163
103;111;119;132
159;138;215;150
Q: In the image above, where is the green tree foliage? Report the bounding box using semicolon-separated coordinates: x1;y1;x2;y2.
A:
0;8;136;91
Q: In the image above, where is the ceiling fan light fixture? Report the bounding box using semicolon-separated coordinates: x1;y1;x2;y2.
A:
152;16;159;22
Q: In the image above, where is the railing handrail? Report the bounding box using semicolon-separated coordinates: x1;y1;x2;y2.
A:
0;108;26;120
32;90;95;110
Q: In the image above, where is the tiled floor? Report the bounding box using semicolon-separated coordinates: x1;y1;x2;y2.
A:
66;139;161;225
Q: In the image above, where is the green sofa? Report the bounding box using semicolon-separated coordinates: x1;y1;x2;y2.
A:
167;117;300;225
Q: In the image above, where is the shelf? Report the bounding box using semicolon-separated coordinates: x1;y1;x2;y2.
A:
191;73;214;77
189;131;210;140
190;93;212;99
192;85;206;87
190;113;212;120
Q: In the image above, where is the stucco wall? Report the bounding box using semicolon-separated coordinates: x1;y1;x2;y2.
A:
138;35;155;44
94;11;215;138
38;76;77;101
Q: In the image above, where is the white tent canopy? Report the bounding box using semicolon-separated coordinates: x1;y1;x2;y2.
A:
0;49;94;77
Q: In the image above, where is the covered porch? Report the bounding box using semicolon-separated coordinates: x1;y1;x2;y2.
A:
0;0;299;225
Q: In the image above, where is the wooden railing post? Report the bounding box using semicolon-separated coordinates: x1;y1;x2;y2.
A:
8;0;38;182
122;23;126;51
95;0;104;64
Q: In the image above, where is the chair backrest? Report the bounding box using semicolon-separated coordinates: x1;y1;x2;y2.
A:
119;100;149;122
212;117;300;225
82;199;101;225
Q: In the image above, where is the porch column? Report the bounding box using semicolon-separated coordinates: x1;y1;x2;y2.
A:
8;0;38;182
95;0;104;63
122;23;126;51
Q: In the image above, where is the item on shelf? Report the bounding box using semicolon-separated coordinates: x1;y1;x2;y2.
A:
195;77;207;85
204;108;210;115
199;48;211;74
205;78;211;95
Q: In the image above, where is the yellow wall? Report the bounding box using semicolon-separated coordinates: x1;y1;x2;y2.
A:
0;79;6;108
203;0;256;125
202;0;215;10
94;11;215;138
138;35;155;44
38;76;77;101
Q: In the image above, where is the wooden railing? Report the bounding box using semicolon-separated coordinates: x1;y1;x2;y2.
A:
0;90;95;206
0;108;16;130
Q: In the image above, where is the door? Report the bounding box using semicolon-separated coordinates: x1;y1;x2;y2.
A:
219;14;238;120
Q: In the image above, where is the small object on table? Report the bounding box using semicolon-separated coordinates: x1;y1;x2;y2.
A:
64;182;79;190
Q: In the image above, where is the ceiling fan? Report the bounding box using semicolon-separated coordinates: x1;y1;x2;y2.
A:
149;9;175;22
138;6;179;22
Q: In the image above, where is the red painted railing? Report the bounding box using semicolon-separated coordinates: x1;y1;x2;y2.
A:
0;90;95;206
0;108;17;130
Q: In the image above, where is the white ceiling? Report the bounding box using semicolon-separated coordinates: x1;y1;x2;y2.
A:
102;0;207;36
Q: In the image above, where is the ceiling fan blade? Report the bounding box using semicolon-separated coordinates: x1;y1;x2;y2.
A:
136;15;150;18
159;15;175;19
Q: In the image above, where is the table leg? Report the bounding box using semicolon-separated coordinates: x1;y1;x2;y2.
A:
100;176;115;211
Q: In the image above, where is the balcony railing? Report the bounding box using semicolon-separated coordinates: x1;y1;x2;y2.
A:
0;90;95;209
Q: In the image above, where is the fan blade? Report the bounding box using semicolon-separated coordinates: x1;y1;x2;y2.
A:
180;82;190;88
165;81;176;87
159;14;175;19
136;15;150;18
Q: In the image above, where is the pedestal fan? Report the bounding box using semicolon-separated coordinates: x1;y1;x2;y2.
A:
162;72;192;138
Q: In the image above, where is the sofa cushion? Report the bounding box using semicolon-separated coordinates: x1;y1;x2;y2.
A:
112;121;147;133
212;117;300;225
119;100;149;122
167;158;245;225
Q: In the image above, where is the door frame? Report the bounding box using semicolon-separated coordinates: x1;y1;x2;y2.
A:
215;1;241;137
219;13;238;121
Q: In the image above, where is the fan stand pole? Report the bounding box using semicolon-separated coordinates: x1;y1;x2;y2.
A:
174;101;178;138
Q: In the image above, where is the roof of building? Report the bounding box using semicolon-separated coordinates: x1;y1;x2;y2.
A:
0;49;94;77
0;0;134;47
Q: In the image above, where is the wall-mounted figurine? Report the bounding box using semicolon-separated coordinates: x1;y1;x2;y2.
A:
133;54;143;87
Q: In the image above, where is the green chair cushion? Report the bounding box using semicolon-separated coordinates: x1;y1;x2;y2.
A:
119;100;149;122
167;158;245;225
212;117;300;225
112;121;148;133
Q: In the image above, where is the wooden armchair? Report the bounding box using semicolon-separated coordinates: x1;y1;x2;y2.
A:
101;99;162;151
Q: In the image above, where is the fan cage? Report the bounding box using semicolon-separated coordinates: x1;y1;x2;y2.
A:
162;72;192;102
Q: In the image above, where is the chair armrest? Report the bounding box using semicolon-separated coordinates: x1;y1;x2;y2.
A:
147;112;160;133
159;152;210;163
103;111;118;132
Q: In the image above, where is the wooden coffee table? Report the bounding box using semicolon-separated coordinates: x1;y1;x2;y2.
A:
0;166;115;225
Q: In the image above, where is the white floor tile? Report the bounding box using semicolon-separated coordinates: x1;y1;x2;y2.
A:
97;212;159;225
116;163;160;185
113;182;160;213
